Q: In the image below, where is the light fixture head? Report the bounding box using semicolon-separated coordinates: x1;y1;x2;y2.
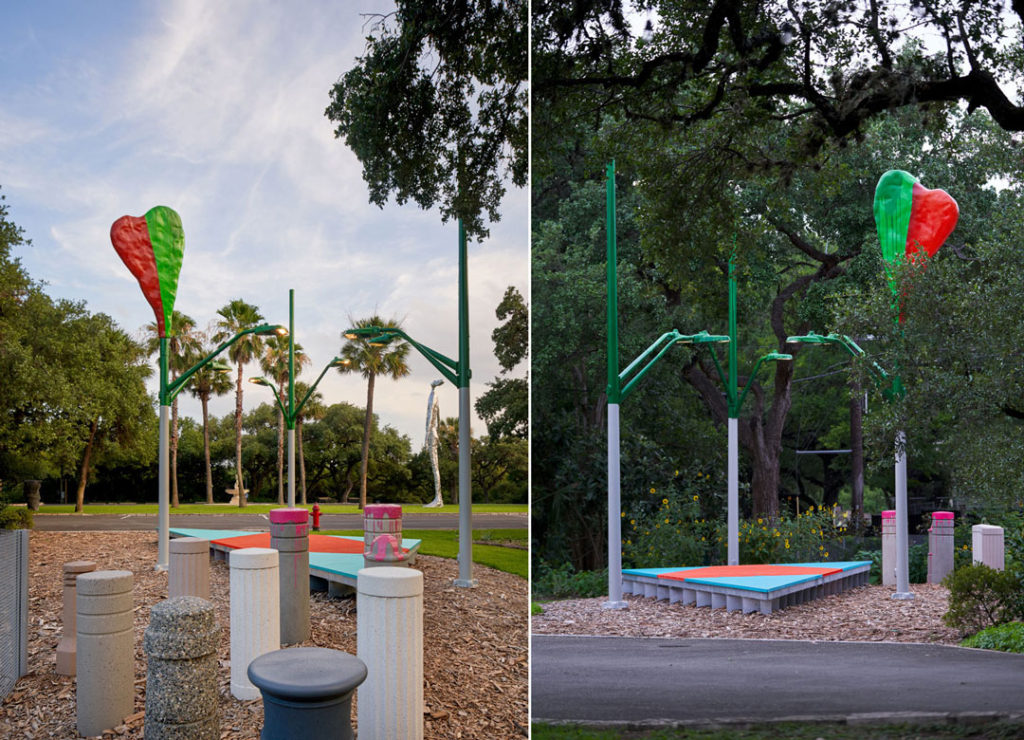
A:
765;351;793;363
330;357;351;368
210;360;232;374
248;376;273;387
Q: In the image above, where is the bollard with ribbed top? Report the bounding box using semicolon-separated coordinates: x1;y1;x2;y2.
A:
169;537;210;600
927;511;955;584
248;647;366;740
56;560;96;675
973;524;1005;571
363;504;405;567
77;570;134;737
230;548;280;700
269;508;310;645
144;596;220;739
881;509;896;586
357;566;423;739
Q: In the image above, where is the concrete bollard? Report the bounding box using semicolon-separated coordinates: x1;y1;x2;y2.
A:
972;524;1005;571
230;547;280;700
77;570;134;737
881;509;896;586
363;504;404;567
270;508;310;645
56;560;96;675
927;511;955;584
248;647;366;740
357;566;423;739
144;596;220;739
169;537;210;600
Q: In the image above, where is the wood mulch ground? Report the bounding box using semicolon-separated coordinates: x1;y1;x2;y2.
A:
1;531;528;739
532;583;963;644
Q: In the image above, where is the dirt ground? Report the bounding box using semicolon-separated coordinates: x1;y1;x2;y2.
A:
532;582;963;644
0;531;528;739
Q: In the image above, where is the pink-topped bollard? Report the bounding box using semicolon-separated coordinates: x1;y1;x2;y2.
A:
927;511;955;584
56;560;96;676
364;504;405;567
881;510;896;586
270;508;310;645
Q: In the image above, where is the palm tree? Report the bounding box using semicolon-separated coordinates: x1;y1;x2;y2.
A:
213;299;266;507
338;316;410;509
188;338;233;504
294;381;326;505
145;311;202;508
260;335;309;505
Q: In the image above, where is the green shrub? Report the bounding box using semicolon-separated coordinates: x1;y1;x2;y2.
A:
532;562;608;600
855;549;882;584
622;491;714;567
0;505;33;530
961;622;1024;653
943;564;1019;635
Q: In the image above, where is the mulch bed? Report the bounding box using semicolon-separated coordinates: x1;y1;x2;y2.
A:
1;531;528;739
532;583;963;644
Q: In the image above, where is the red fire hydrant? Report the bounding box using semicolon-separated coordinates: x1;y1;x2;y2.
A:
311;503;321;532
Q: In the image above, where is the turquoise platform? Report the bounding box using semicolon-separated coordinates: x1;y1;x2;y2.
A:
621;561;871;614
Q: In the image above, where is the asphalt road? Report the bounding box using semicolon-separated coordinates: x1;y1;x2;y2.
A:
32;512;526;531
532;635;1024;725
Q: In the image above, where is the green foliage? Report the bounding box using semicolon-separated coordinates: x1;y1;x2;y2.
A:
855;549;883;585
961;622;1024;654
532;562;608;600
325;0;527;238
0;504;32;529
476;286;528;441
942;565;1021;636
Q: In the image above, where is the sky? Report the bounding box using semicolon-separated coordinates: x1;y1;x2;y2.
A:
0;0;528;448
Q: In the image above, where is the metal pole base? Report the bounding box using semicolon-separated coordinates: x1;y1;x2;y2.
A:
154;564;168;572
891;591;915;600
452;578;477;588
602;600;628;610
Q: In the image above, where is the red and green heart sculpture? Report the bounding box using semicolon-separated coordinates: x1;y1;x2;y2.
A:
110;206;184;338
873;169;958;291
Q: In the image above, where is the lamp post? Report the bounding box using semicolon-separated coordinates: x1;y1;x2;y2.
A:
249;354;351;508
341;219;475;588
604;160;728;607
787;331;912;598
701;255;791;565
155;322;287;570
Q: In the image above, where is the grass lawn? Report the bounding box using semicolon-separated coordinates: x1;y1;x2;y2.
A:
531;722;1024;739
320;528;528;579
30;502;526;515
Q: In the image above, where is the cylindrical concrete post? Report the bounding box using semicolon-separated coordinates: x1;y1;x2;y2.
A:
363;504;404;566
881;509;896;586
144;596;220;739
248;647;366;740
56;560;96;675
927;511;955;584
169;537;210;600
972;524;1005;571
230;547;280;700
357;567;423;740
270;508;310;645
77;570;134;737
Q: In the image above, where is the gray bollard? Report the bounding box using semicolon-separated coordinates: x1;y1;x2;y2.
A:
248;647;366;740
269;508;310;645
927;511;954;584
77;570;134;737
169;537;210;600
143;596;220;739
56;560;96;675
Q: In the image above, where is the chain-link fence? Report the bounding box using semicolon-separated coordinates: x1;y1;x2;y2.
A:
0;529;29;699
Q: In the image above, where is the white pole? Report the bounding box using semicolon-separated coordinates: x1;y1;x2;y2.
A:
727;417;739;566
287;427;296;508
453;386;476;587
157;404;170;571
604;404;627;609
893;430;914;599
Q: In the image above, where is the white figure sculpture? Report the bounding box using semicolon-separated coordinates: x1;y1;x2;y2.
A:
423;380;444;507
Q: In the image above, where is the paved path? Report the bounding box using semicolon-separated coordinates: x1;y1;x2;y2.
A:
533;635;1024;726
33;512;525;531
